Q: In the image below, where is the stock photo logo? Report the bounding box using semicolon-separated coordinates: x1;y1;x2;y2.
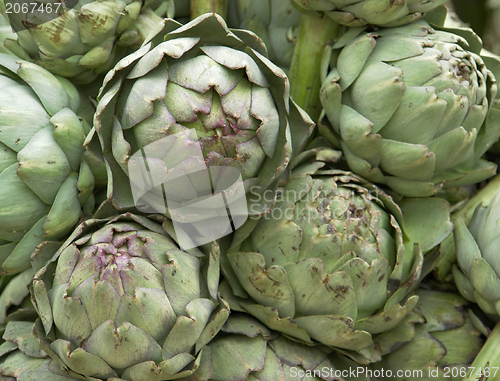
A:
4;0;79;30
128;130;248;250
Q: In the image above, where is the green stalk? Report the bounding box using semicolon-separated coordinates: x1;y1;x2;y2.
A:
434;174;500;282
462;321;500;381
288;13;340;122
190;0;228;20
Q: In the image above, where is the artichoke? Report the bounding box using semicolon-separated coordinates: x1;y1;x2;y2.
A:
319;20;500;197
226;0;301;71
371;288;485;380
220;155;453;360
453;189;500;318
93;13;314;248
290;0;448;27
0;213;230;381
186;313;344;381
0;52;103;275
2;0;169;84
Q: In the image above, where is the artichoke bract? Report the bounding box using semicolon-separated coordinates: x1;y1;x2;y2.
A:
319;20;500;197
291;0;448;27
3;0;168;84
26;213;228;380
0;53;99;275
93;13;314;248
371;288;485;381
220;158;453;360
453;190;500;318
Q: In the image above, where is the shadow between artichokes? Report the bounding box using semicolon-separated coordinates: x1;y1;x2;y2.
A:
319;20;500;197
5;213;230;381
219;154;453;362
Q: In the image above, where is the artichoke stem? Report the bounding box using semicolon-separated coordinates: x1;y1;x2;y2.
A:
190;0;228;20
289;13;340;122
462;321;500;381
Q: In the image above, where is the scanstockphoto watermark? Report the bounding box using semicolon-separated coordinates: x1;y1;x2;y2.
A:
289;367;425;379
128;131;248;250
247;185;376;222
289;366;500;379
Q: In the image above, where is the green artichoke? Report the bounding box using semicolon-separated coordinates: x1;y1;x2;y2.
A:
3;213;229;381
371;288;485;381
226;0;301;70
186;313;345;381
319;20;500;197
220;156;453;360
290;0;448;27
93;13;314;247
3;0;169;84
453;189;500;318
0;53;103;275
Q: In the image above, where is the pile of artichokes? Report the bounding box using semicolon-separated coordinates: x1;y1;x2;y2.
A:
0;1;500;380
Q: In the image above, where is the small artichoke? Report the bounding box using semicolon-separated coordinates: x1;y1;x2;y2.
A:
453;189;500;318
290;0;448;27
0;53;101;275
3;0;168;84
371;288;485;380
220;156;453;360
9;213;229;381
93;13;314;245
319;20;500;197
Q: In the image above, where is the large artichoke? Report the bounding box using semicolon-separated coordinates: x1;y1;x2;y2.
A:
0;53;103;275
220;155;453;361
290;0;448;27
319;20;500;197
2;0;169;84
0;213;229;381
93;13;314;248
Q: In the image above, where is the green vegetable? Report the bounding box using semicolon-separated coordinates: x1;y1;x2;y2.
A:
93;13;314;230
18;213;229;380
319;20;500;197
372;288;485;380
3;0;169;83
453;188;500;318
0;53;100;275
220;156;453;361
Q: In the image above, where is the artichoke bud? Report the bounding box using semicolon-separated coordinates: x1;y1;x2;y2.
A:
0;54;100;275
320;20;500;197
371;288;485;380
95;13;314;249
188;313;347;381
223;167;424;356
4;0;168;83
29;214;228;380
